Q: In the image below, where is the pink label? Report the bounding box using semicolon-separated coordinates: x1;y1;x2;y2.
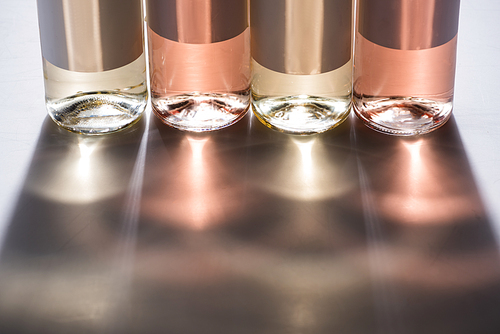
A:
148;27;250;94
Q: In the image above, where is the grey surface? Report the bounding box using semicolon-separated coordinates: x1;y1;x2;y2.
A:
0;0;500;333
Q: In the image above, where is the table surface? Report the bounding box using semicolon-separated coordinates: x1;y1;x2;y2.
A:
1;1;500;333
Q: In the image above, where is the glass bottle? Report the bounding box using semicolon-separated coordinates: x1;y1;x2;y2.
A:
353;0;461;136
37;0;148;135
250;0;353;135
146;0;250;132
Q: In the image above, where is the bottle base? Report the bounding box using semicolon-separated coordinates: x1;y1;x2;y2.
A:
252;95;351;135
353;95;453;136
47;92;146;135
152;92;250;132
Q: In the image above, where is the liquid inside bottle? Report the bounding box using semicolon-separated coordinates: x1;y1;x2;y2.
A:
250;0;353;135
147;0;250;132
44;55;147;135
353;0;460;136
251;59;352;134
37;0;147;134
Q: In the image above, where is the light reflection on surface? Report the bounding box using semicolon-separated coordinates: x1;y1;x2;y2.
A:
292;137;315;196
26;128;135;205
142;131;247;230
185;137;211;230
77;139;96;180
379;137;482;225
253;135;353;202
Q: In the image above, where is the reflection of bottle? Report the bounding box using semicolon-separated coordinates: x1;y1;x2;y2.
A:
146;0;250;132
37;0;148;135
250;0;352;134
353;0;460;136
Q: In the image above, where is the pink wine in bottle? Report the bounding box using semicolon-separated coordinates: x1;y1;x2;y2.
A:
353;0;460;135
146;0;250;132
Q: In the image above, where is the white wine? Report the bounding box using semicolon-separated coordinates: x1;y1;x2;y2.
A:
252;58;352;134
37;0;147;134
250;0;353;134
44;54;147;134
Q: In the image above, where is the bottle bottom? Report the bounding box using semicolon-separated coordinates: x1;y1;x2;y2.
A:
353;95;453;136
152;91;250;132
47;92;147;135
252;95;351;135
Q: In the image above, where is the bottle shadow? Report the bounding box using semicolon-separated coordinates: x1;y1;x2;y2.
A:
351;115;500;334
1;112;499;334
0;116;148;334
1;116;146;257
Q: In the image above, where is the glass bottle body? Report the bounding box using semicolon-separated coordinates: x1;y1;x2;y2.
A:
37;0;147;135
148;28;250;132
353;0;460;136
353;34;457;136
251;59;352;135
250;0;353;135
147;0;250;132
43;55;147;135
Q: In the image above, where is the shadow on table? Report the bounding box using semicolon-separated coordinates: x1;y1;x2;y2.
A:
0;111;499;334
